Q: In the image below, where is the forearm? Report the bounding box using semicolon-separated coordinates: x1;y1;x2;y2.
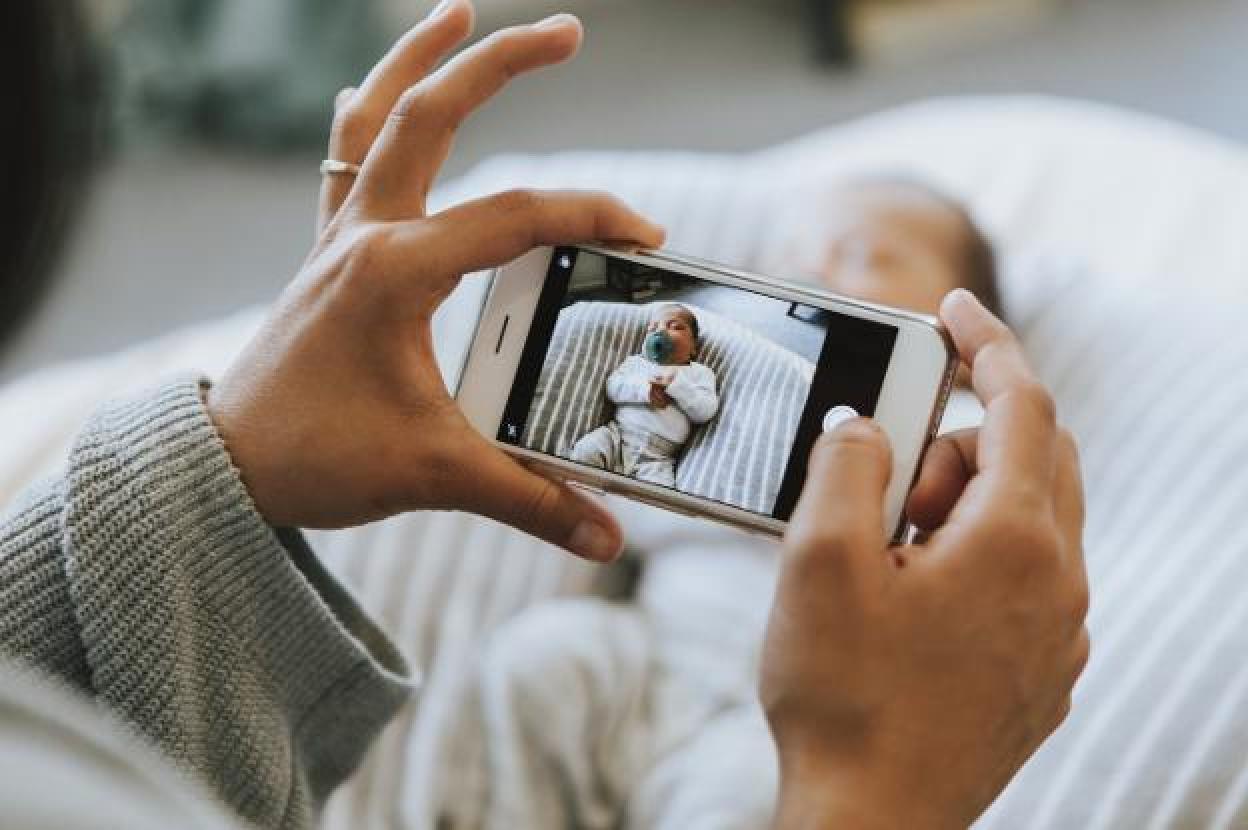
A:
0;478;92;691
0;378;412;830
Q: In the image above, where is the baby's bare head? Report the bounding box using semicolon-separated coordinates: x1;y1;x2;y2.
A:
646;304;699;364
815;176;1001;318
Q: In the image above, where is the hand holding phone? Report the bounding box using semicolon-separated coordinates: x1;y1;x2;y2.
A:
204;5;665;563
763;290;1089;828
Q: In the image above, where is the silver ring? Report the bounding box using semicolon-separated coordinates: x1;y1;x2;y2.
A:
320;159;362;177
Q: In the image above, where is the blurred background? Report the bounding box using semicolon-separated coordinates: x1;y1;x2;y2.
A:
4;0;1246;381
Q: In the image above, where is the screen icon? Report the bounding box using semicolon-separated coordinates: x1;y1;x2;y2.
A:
822;405;859;433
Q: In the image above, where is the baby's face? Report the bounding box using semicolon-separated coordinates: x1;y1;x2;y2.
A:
647;307;697;364
815;181;968;316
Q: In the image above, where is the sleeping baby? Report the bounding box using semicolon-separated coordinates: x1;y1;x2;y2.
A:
568;303;719;488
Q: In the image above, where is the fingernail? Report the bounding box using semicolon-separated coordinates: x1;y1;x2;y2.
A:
947;287;971;305
947;287;981;312
431;0;456;19
569;520;617;562
940;288;972;322
534;12;579;30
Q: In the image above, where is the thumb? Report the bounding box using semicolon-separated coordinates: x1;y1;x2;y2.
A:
786;418;893;578
469;449;624;563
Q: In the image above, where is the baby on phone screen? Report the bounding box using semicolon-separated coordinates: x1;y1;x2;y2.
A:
568;304;719;487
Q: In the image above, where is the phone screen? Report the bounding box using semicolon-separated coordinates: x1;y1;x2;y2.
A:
497;246;898;521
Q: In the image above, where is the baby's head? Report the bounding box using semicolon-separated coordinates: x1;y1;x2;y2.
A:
645;303;700;365
814;176;1001;318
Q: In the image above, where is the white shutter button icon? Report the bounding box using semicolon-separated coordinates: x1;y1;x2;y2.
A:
822;405;859;433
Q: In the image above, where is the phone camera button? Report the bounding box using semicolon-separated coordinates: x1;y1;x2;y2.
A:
822;405;859;433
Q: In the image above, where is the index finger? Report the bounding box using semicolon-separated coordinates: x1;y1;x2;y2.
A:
337;0;475;163
318;0;475;231
353;14;584;221
940;289;1057;495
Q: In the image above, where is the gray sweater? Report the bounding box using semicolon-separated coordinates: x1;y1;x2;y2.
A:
0;378;413;828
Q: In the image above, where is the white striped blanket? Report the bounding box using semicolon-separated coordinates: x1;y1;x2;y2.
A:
3;97;1248;828
522;301;813;516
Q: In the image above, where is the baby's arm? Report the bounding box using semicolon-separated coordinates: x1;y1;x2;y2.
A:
665;364;720;424
606;356;653;405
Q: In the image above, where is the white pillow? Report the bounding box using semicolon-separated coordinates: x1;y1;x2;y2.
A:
975;273;1248;829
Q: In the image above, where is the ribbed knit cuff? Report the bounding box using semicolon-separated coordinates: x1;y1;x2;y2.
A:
63;377;411;823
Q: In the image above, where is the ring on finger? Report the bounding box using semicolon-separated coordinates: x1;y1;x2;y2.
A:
320;159;362;177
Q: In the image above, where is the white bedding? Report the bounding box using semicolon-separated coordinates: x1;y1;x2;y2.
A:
3;95;1248;828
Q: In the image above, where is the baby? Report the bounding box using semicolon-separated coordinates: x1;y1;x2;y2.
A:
461;177;999;830
568;303;719;488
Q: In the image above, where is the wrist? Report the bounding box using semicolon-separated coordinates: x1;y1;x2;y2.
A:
773;748;970;830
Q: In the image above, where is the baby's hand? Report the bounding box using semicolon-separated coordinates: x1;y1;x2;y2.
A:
649;382;672;409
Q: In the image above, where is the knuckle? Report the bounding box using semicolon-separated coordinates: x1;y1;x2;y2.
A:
481;27;526;73
1058;427;1081;465
521;477;564;528
330;102;372;156
492;187;543;217
334;86;357;111
340;223;393;278
355;222;394;251
1002;379;1058;427
585;189;625;212
1068;575;1091;624
585;192;630;239
1052;696;1073;731
391;84;433;124
984;514;1060;570
971;337;1014;375
786;526;859;579
1074;628;1092;675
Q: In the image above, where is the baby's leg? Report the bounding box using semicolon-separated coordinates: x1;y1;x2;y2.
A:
634;459;676;489
622;429;678;487
476;598;652;830
569;423;622;471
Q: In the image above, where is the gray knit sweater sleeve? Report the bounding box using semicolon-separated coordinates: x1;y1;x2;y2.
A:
0;378;413;829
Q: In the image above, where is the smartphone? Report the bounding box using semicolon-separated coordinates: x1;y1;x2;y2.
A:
457;244;956;541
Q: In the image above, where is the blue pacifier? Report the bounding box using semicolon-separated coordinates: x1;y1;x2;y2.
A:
644;330;675;365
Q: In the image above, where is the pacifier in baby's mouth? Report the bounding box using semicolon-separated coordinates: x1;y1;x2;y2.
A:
644;330;676;364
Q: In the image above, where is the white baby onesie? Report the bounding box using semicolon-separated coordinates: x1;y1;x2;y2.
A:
606;355;719;444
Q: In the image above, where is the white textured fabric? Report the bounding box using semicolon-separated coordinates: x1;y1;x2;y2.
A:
608;356;717;446
2;96;1248;826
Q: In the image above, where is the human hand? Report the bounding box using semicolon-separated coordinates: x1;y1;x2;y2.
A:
207;0;664;563
649;382;672;409
761;289;1088;829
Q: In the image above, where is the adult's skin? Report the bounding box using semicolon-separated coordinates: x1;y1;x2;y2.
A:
11;0;1088;825
207;3;665;561
763;290;1089;828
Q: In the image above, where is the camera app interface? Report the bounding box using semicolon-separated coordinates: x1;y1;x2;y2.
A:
497;247;898;521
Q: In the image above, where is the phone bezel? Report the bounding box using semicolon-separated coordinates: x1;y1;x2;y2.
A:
456;244;958;540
